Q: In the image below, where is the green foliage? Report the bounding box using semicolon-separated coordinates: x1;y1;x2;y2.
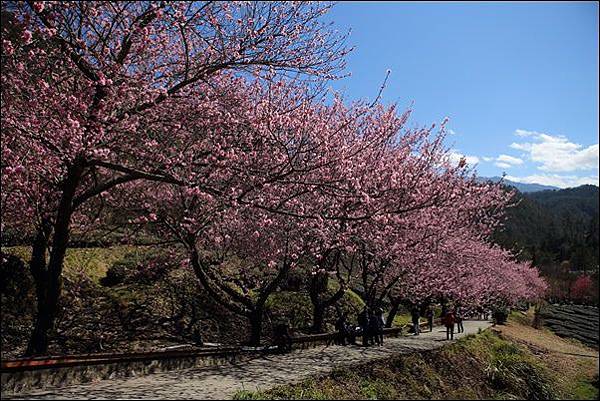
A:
233;377;341;400
266;291;314;329
485;340;556;400
265;287;365;331
570;378;598;400
233;390;264;400
392;313;411;327
492;307;510;325
508;310;530;326
359;378;396;399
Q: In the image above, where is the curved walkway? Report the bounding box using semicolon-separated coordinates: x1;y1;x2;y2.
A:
9;320;492;400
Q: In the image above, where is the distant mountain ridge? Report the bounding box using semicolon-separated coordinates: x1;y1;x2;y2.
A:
493;183;599;269
480;176;559;193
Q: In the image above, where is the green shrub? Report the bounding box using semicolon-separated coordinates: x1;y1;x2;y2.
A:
492;307;510;325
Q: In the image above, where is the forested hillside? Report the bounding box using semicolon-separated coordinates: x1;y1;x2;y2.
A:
494;185;599;271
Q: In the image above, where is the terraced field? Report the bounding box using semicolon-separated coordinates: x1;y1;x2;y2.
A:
538;304;599;348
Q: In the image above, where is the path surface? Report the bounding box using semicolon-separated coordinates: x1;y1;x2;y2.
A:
9;320;492;400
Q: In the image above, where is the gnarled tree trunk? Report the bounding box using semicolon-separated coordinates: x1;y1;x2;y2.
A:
26;162;83;356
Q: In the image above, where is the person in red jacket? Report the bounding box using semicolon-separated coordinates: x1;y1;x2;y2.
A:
444;309;455;340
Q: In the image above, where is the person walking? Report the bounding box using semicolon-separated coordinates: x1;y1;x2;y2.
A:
346;320;357;345
358;306;370;346
376;307;385;345
411;305;421;336
426;304;435;332
455;305;464;333
444;309;455;340
335;313;348;346
368;309;379;346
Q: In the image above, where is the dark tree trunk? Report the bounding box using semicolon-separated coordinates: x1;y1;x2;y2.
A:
27;296;54;355
309;270;330;333
26;224;50;355
25;162;83;356
385;300;400;328
311;303;326;333
248;309;263;346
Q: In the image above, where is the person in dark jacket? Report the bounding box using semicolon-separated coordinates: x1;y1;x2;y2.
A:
346;320;357;345
455;305;464;333
376;308;385;345
411;305;421;336
426;304;435;332
368;309;380;346
444;310;455;340
192;327;204;346
335;313;348;346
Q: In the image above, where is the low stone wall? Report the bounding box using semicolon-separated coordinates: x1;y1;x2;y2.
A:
1;349;254;395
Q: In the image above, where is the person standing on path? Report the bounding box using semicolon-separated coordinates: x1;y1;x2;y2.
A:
411;305;421;336
368;309;380;345
426;304;435;332
346;319;358;345
455;305;464;333
444;309;455;340
375;307;385;345
335;313;348;346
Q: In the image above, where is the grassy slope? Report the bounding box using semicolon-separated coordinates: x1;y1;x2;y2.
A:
1;246;369;355
499;310;599;400
2;245;141;283
235;315;599;400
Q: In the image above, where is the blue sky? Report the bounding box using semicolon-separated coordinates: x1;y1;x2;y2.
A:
326;1;599;188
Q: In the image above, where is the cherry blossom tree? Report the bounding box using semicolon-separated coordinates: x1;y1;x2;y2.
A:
383;228;547;326
1;0;548;353
334;161;547;326
571;274;593;303
310;139;518;326
1;0;349;355
125;81;416;343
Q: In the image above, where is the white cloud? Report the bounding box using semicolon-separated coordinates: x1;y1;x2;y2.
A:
496;154;523;165
505;174;600;189
509;142;532;151
448;129;457;136
511;129;599;173
515;129;537;137
448;151;479;166
494;154;524;169
484;154;524;169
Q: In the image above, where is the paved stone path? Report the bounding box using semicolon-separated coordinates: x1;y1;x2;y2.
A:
9;320;492;400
